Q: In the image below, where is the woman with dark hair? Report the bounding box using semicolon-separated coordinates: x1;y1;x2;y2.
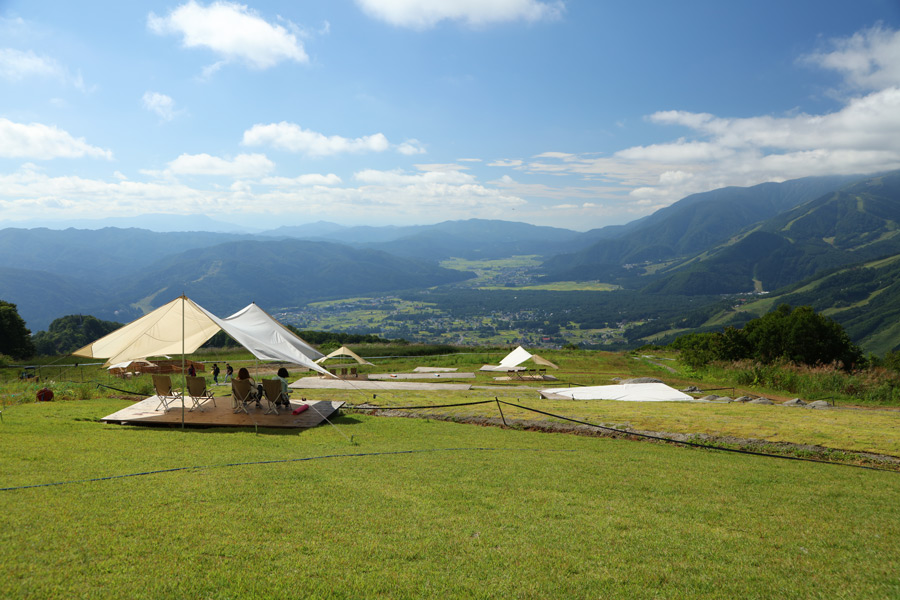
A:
237;367;262;408
275;367;291;408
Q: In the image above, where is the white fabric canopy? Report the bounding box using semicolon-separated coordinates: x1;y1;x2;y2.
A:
540;383;694;402
74;296;331;376
73;296;221;366
213;303;324;363
206;304;329;375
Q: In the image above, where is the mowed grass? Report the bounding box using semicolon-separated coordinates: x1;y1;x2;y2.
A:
2;399;899;599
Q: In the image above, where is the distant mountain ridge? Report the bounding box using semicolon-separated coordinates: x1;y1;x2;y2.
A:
261;218;586;260
541;174;865;281
4;173;900;355
643;171;900;295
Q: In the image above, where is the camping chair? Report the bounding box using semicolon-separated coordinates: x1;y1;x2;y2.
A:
152;374;183;412
261;379;289;415
186;375;216;412
231;379;255;415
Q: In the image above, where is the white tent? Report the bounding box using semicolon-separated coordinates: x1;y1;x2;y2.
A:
540;382;694;402
74;296;331;376
480;346;559;372
315;346;373;366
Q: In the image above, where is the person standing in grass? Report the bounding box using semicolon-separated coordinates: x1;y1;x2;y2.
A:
212;363;220;383
224;363;233;383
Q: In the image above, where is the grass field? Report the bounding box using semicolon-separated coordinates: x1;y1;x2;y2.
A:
3;349;900;598
2;398;899;599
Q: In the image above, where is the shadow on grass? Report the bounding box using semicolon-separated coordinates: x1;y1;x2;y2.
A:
105;413;365;436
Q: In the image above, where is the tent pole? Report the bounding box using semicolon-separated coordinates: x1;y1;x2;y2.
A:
181;295;186;429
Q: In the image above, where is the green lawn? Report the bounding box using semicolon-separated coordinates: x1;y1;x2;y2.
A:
2;398;899;599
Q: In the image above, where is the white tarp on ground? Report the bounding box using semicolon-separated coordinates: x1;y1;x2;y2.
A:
480;346;559;371
74;296;331;376
540;382;694;402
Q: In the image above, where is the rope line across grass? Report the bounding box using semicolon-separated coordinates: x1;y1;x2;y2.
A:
348;399;899;473
0;447;572;493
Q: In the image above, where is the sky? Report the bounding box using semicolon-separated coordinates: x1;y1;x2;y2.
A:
2;0;900;232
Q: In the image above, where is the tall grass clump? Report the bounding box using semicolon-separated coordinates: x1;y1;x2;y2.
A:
710;359;900;405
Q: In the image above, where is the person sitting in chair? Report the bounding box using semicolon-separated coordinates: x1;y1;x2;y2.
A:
236;367;262;409
275;367;291;408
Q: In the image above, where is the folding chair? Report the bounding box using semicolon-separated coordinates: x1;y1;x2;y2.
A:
231;379;254;414
152;374;183;412
261;379;288;415
186;375;216;412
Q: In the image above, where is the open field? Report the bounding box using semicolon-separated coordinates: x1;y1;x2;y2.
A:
2;396;899;599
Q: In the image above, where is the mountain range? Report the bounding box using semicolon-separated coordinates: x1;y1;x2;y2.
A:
3;169;900;353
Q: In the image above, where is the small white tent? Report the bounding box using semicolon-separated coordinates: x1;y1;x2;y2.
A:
540;383;693;402
480;346;559;372
316;346;373;366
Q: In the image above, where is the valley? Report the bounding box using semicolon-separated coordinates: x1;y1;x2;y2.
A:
3;171;900;355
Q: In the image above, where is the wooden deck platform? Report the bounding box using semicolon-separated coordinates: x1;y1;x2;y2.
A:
101;395;344;429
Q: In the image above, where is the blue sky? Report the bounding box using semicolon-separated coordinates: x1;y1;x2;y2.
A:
2;0;900;231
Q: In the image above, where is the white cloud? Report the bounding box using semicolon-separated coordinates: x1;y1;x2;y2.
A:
242;122;391;156
522;79;900;209
397;139;426;155
148;1;308;70
802;24;900;90
166;153;275;177
0;118;113;160
0;164;525;225
0;48;62;81
488;158;523;167
261;173;342;186
0;48;90;91
142;91;179;122
355;0;564;29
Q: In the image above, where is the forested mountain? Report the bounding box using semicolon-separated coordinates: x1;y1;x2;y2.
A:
0;227;251;282
262;218;585;260
88;239;473;324
643;171;900;295
0;267;108;332
541;174;863;281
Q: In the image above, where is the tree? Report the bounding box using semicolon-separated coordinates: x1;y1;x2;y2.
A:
744;305;863;368
670;305;863;370
32;315;121;356
0;300;35;359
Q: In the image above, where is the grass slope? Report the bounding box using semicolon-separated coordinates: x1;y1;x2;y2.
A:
2;399;899;599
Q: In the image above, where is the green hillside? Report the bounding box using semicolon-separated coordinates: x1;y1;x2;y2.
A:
102;239;475;320
643;171;900;296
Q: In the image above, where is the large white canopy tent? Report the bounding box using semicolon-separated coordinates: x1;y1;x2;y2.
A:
479;346;559;372
539;383;694;402
73;296;331;376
